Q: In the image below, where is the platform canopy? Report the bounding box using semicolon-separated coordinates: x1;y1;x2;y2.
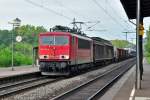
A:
120;0;150;19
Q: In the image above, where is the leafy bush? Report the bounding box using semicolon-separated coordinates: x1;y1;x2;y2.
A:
14;51;32;66
0;48;12;67
146;57;150;64
15;42;33;55
145;29;150;64
111;39;134;48
0;25;47;67
0;47;32;67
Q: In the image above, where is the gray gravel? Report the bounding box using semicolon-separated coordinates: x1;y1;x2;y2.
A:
2;59;132;100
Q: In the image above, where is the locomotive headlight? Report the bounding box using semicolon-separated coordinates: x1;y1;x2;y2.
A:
39;55;49;59
60;55;69;59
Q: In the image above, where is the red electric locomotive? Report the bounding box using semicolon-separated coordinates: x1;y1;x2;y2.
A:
38;31;93;75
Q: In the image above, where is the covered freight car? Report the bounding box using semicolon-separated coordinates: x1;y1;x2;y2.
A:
92;37;114;64
114;48;129;61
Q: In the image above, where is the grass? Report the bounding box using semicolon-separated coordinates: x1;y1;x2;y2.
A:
146;56;150;64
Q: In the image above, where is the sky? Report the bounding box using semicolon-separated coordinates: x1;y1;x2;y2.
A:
0;0;149;43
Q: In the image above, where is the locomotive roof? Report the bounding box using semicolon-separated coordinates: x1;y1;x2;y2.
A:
91;37;112;46
39;32;92;41
39;32;71;35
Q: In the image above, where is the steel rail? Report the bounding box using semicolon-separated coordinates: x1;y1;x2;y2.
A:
0;77;62;98
52;59;135;100
0;76;48;90
87;62;135;100
0;71;41;85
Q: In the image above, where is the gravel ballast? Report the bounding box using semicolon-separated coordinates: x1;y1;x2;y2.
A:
2;59;133;100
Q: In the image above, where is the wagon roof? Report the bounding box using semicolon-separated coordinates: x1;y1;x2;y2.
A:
91;37;112;45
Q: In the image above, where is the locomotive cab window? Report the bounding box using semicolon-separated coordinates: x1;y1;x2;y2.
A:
40;36;69;45
55;36;69;45
40;36;54;45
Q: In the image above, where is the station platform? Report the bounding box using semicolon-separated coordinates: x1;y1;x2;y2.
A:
0;65;39;78
100;58;150;100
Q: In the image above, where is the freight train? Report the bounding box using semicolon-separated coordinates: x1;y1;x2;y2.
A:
38;26;132;75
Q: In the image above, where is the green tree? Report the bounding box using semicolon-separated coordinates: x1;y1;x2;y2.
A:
0;24;47;67
0;30;11;46
145;28;150;63
111;39;133;48
18;25;47;46
15;42;32;55
0;47;12;67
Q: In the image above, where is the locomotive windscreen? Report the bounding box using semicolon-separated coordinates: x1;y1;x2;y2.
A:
40;36;69;45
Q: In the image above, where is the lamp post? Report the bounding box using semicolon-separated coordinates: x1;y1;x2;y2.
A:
8;18;21;71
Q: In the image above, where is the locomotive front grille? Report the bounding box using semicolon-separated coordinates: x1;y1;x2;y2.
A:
39;62;68;72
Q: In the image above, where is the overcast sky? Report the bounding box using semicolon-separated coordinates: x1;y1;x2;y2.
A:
0;0;149;42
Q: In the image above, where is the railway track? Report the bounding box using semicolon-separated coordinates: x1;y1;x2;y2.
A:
0;75;62;98
0;58;135;99
0;72;41;85
52;59;135;100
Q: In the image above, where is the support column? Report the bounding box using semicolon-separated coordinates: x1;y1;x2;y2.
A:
136;0;141;89
139;19;144;80
136;0;144;90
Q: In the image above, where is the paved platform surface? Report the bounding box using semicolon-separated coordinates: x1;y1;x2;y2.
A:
114;58;150;100
100;58;150;100
134;58;150;100
0;65;39;78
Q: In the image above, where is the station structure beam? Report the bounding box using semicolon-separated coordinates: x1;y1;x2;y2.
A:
120;0;150;89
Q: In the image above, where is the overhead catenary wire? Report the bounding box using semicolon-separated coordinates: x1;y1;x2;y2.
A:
53;0;103;31
54;0;90;21
25;0;102;32
92;0;128;31
107;0;136;39
92;0;131;39
25;0;129;39
85;21;101;30
107;0;134;30
25;0;73;20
